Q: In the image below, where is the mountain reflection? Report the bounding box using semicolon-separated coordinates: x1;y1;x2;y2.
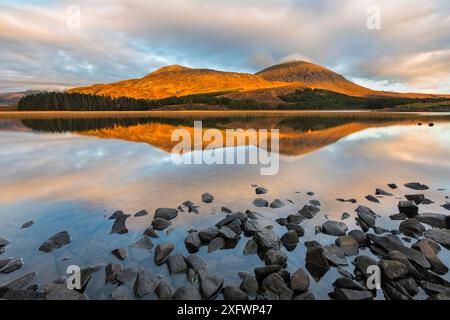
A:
19;113;450;156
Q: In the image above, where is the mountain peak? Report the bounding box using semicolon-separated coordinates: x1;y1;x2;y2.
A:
148;64;191;76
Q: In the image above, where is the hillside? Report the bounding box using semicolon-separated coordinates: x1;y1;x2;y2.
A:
68;65;291;100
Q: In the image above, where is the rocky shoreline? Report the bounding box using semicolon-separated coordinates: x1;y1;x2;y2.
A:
1;183;450;300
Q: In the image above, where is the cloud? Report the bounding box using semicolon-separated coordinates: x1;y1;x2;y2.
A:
0;0;449;93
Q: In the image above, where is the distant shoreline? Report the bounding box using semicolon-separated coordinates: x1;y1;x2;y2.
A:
1;109;450;119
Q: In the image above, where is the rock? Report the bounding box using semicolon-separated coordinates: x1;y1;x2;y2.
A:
413;239;448;275
21;220;34;229
367;234;431;269
254;265;282;280
307;191;315;196
0;258;23;274
333;277;367;291
281;230;299;245
110;213;130;234
348;230;368;247
243;219;263;235
223;285;248;300
151;218;171;231
261;273;293;300
185;232;202;253
134;210;148;217
155;280;173;300
255;187;268;195
143;227;159;238
421;281;450;296
442;203;450;211
2;289;44;300
130;236;154;251
154;208;178;220
337;198;357;204
243;239;258;255
115;268;137;285
330;288;372;300
154;243;174;265
365;195;380;203
167;254;187;275
405;194;425;205
202;192;214;203
45;281;87;300
111;248;128;260
379;260;408;280
341;212;351;220
424;229;450;248
109;210;126;219
269;199;285;209
294;291;316;300
245;210;259;220
239;273;258;295
134;270;159;298
323;245;348;266
428;294;450;300
390;213;407;221
355;206;377;228
39;231;71;252
253;198;269;207
388;183;398;189
376;189;393;196
173;285;202;300
198;270;224;300
275;218;288;226
305;245;330;280
290;268;310;292
354;255;378;279
111;285;132;300
105;263;123;284
398;201;419;218
398;278;419;296
263;249;287;266
207;237;224;252
286;223;305;237
374;226;388;235
198;226;219;242
355;218;369;232
382;283;409;300
417;213;450;229
322;221;348;236
0;272;37;298
218;225;238;240
336;235;359;256
404;182;429;190
299;205;320;219
399;219;425;237
185;255;208;272
253;229;280;253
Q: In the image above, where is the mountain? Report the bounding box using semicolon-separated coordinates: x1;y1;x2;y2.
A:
68;65;291;100
0;90;39;106
256;61;376;97
68;61;448;104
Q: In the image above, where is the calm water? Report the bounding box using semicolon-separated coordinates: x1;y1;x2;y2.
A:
0;112;450;299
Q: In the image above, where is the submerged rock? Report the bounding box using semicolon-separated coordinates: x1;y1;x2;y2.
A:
21;220;34;229
253;198;269;208
341;212;351;220
39;231;71;252
0;258;23;274
243;239;258;255
208;237;226;253
202;192;215;203
134;270;160;298
167;254;187;275
398;201;419;218
269;199;285;209
151;218;171;231
388;183;398;189
290;268;310;292
223;285;248;300
173;285;202;300
376;189;393;196
399;219;425;237
417;213;450;229
154;208;178;220
134;210;148;217
255;187;268;195
130;236;154;251
198;270;224;300
299;205;320;219
424;229;450;248
143;227;159;238
322;221;348;236
404;182;429;191
111;248;128;260
154;243;174;265
45;281;87;300
365;195;380;203
412;239;448;275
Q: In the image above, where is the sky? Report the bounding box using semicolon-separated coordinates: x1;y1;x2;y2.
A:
1;0;449;93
